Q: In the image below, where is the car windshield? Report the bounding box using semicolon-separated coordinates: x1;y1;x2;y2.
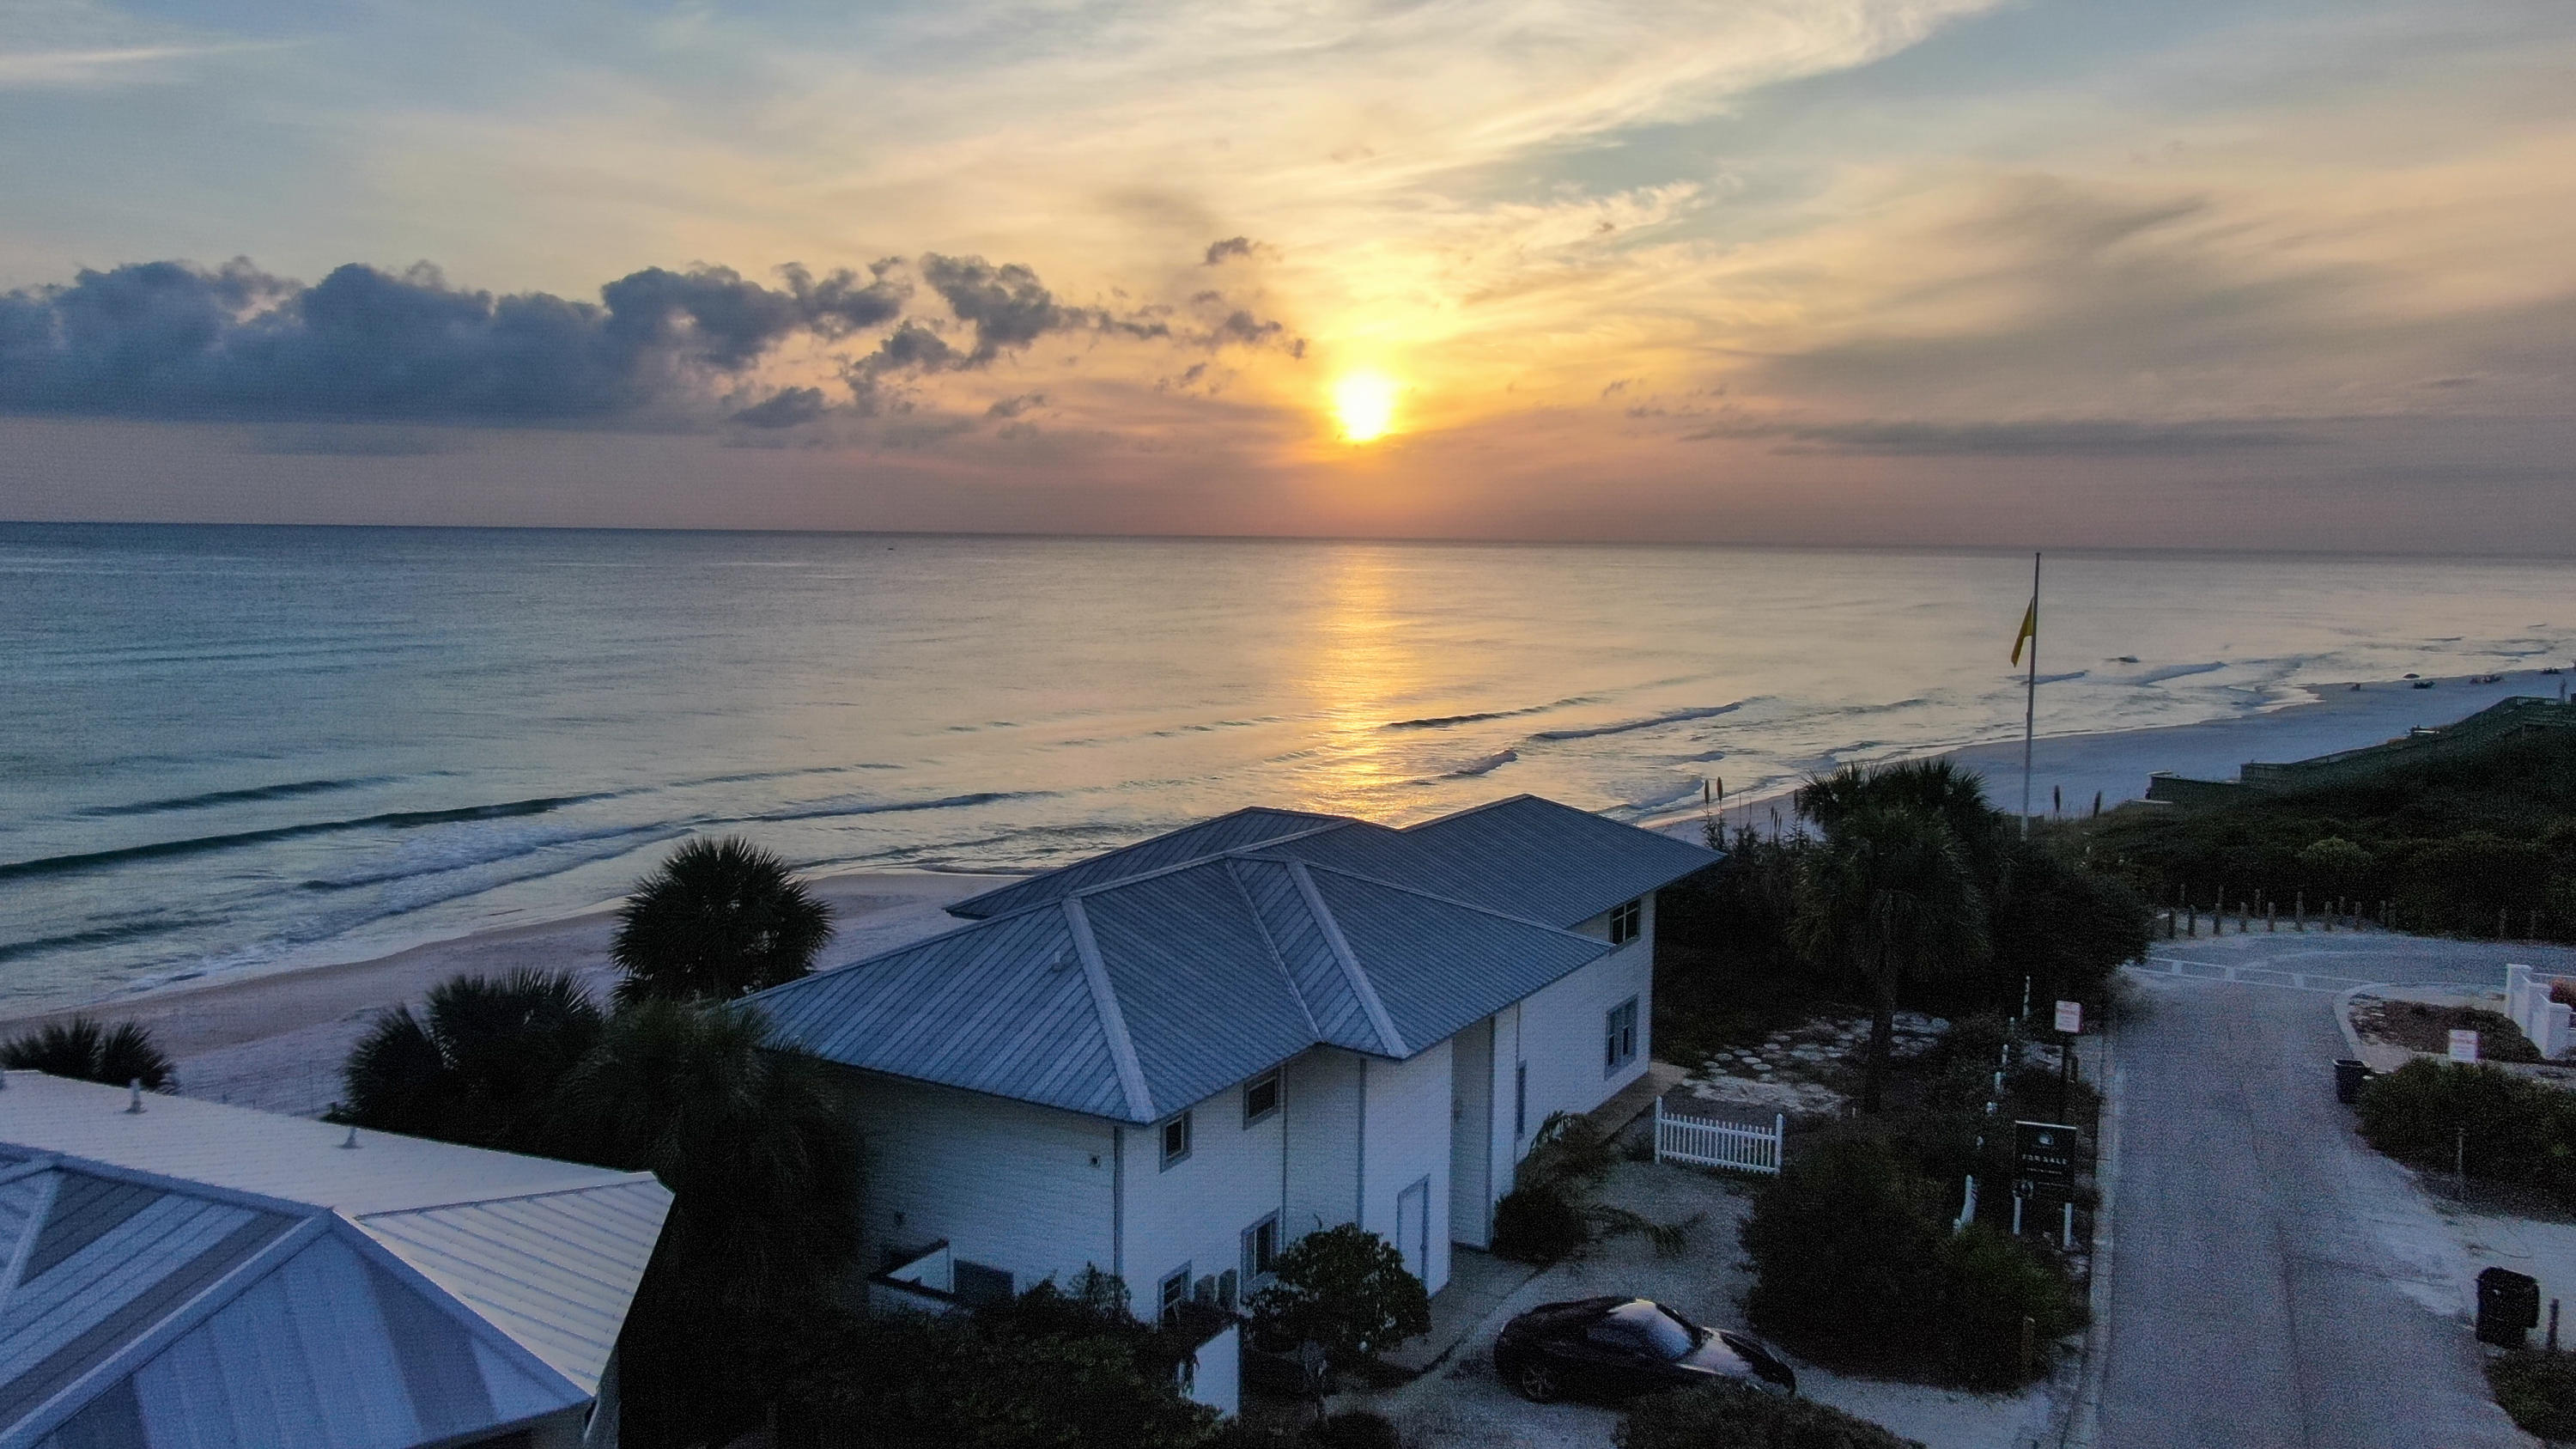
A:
1609;1302;1698;1360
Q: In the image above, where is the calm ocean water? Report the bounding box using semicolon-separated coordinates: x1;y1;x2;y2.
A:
4;524;2571;1011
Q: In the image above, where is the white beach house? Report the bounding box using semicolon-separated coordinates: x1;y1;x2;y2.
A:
0;1071;671;1449
750;795;1714;1330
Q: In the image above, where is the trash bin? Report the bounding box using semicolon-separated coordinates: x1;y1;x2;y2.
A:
2479;1267;2541;1348
2333;1058;2373;1105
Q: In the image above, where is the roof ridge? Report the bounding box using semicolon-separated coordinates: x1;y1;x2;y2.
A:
1222;858;1325;1044
1286;861;1406;1057
346;1172;665;1222
946;807;1362;916
1062;898;1157;1122
323;1211;591;1401
1402;792;1545;830
0;1166;60;1317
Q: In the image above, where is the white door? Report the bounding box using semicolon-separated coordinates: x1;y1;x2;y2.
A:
1395;1178;1430;1284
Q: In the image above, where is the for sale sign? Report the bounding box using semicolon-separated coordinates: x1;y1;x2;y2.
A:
2450;1029;2481;1063
2054;1000;2082;1034
2014;1120;2081;1199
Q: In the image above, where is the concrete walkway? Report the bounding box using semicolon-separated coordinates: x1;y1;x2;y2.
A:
2093;961;2529;1448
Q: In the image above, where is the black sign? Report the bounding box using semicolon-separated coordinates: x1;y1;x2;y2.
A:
2014;1120;2080;1199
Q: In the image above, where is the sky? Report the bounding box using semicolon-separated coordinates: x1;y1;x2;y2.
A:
0;0;2570;549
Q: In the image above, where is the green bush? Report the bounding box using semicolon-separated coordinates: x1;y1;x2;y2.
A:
1248;1224;1431;1366
2357;1058;2576;1202
1617;1381;1923;1449
2488;1349;2576;1440
1492;1184;1589;1263
1740;1134;2081;1387
1932;1224;2087;1390
1305;1410;1403;1449
0;1015;174;1092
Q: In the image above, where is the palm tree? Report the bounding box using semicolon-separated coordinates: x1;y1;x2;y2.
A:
1800;759;2005;867
335;969;605;1150
612;837;834;1004
1793;801;1990;1111
1;1015;174;1090
550;998;862;1446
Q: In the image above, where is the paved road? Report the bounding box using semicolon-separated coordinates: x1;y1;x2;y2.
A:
2093;935;2537;1449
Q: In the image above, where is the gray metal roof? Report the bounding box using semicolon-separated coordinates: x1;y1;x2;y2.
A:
0;1073;669;1402
752;795;1715;1124
0;1151;588;1449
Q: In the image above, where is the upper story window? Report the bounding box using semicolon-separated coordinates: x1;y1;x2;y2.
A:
1605;996;1639;1075
1158;1264;1192;1326
1160;1110;1193;1169
1608;898;1643;946
1243;1213;1281;1282
1243;1070;1281;1126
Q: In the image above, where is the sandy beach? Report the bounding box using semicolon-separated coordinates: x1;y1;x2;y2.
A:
0;870;1013;1118
11;666;2563;1120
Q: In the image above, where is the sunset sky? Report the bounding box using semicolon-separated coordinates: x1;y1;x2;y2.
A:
2;0;2570;548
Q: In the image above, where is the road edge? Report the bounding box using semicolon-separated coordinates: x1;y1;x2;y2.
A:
2060;972;2127;1449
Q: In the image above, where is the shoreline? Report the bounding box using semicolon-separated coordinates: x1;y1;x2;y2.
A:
10;665;2562;1118
0;869;1014;1117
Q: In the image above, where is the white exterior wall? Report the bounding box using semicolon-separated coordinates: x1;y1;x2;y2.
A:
1448;1018;1495;1247
846;1072;1119;1296
1359;1038;1452;1296
1507;892;1656;1182
1121;1070;1291;1315
1282;1048;1363;1240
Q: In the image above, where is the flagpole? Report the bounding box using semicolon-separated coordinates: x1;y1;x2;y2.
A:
2022;551;2039;837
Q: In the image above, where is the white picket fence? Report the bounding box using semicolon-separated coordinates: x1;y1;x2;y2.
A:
1652;1099;1784;1175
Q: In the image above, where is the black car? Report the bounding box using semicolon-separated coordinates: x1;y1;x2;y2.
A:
1493;1297;1796;1403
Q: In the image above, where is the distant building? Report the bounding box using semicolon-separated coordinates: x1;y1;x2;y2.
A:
0;1072;671;1449
750;795;1714;1335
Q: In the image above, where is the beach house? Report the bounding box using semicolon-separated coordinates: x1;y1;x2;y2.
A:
0;1072;671;1449
750;795;1714;1329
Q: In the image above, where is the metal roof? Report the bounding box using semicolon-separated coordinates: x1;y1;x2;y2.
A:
0;1150;589;1449
751;795;1714;1124
0;1072;671;1428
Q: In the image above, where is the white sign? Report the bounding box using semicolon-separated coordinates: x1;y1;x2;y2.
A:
2450;1029;2481;1063
2054;1000;2083;1034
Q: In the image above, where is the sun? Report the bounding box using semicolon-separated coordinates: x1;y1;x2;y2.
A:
1331;371;1400;443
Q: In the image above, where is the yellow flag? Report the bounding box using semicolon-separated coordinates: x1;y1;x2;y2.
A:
2010;597;2038;665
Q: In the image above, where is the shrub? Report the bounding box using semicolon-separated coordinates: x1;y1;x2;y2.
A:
0;1015;174;1091
1492;1184;1589;1263
1248;1224;1431;1366
2357;1058;2576;1202
1741;1133;2081;1386
1741;1135;1945;1357
2488;1349;2576;1441
1305;1410;1404;1449
1931;1224;2086;1390
1617;1381;1924;1449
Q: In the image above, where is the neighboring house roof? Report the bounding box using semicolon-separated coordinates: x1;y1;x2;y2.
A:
0;1072;671;1449
754;795;1716;1125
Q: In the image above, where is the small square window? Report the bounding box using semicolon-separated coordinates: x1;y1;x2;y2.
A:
1158;1264;1191;1326
1609;898;1643;946
1605;996;1639;1075
1243;1214;1281;1282
1160;1110;1193;1168
1244;1070;1281;1126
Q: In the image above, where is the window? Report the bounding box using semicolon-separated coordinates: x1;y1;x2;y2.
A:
1218;1268;1240;1311
1243;1213;1281;1283
1158;1265;1192;1326
1160;1110;1193;1168
1243;1070;1281;1126
1514;1061;1528;1138
1608;898;1643;946
1605;997;1638;1075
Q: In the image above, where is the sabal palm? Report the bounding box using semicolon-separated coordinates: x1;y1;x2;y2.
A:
1799;759;2004;863
1793;801;1990;1111
336;969;605;1150
613;836;834;1004
1;1015;175;1091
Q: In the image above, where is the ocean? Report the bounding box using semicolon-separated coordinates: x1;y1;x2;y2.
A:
4;524;2571;1012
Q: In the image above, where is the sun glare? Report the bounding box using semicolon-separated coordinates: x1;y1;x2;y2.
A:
1331;372;1400;443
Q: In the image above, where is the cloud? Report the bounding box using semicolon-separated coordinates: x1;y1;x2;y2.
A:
1682;417;2318;456
1202;237;1269;265
985;393;1045;418
729;387;828;429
